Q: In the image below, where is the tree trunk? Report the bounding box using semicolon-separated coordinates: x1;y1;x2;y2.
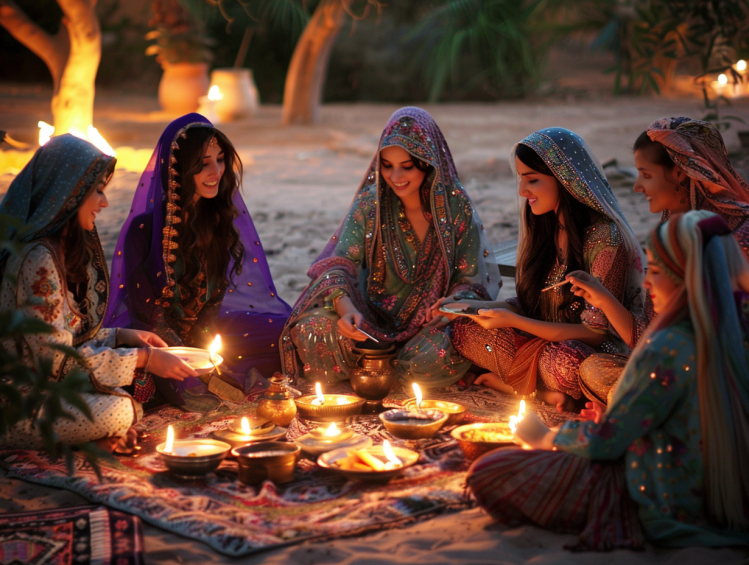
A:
281;0;351;125
0;0;99;135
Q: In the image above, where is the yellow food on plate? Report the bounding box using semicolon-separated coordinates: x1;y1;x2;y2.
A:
460;427;513;443
331;449;387;471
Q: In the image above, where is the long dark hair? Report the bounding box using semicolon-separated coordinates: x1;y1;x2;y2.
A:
171;127;244;302
633;131;675;169
515;143;593;321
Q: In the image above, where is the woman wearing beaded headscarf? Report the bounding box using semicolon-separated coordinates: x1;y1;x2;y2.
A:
279;107;500;388
105;114;291;408
571;117;749;406
445;127;646;409
469;211;749;549
0;135;193;451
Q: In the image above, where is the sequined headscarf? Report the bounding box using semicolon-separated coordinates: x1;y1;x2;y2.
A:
513;127;645;283
647;117;749;222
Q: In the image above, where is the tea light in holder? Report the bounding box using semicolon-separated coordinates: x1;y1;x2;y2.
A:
294;382;366;421
197;85;223;124
212;415;285;448
157;424;231;478
404;383;467;426
379;408;448;440
294;421;371;456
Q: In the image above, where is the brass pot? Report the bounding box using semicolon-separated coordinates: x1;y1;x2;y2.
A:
257;375;297;427
233;442;300;485
349;345;398;401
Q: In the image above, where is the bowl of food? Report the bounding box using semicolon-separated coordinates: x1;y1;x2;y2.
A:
317;444;419;482
156;439;231;478
451;423;517;460
232;442;301;485
379;408;448;440
403;399;467;426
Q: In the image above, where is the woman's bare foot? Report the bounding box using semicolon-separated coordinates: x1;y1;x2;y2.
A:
536;390;578;413
474;372;515;395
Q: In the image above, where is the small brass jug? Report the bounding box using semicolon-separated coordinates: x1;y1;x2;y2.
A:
349;343;398;400
257;374;297;427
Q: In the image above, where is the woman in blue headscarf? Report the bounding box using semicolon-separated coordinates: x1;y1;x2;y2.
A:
0;135;194;451
445;128;646;409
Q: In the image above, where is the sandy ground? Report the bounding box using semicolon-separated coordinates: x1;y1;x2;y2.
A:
1;86;749;563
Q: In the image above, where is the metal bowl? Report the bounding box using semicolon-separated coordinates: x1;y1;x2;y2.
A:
161;346;223;376
349;370;398;401
317;444;419;482
294;395;366;421
211;426;287;449
232;442;301;485
379;409;448;440
156;439;231;478
451;423;517;461
403;399;467;426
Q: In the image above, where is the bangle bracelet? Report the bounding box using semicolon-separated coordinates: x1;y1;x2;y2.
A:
144;347;152;374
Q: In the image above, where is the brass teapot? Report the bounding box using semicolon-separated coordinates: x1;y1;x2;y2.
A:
349;342;398;400
257;374;297;427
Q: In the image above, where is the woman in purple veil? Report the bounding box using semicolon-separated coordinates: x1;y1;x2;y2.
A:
105;114;291;408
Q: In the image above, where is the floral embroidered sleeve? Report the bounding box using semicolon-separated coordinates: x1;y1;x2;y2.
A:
553;327;690;459
17;245;138;389
580;222;629;334
447;200;495;300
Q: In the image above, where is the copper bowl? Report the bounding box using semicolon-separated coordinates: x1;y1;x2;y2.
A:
294;395;366;421
403;399;467;426
156;439;231;479
451;423;517;461
232;442;301;485
379;409;448;440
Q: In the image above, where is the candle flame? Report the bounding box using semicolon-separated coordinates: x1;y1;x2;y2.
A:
315;382;325;404
38;121;55;146
718;73;728;85
508;400;526;434
209;335;222;355
382;440;401;465
737;60;747;72
208;85;223;101
165;425;175;454
241;417;250;436
412;383;423;409
324;422;340;437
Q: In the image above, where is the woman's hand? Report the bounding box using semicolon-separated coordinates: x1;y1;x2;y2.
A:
566;271;612;310
427;296;488;322
515;411;556;450
337;311;367;341
146;348;197;381
466;308;517;330
117;328;167;348
474;372;506;391
579;400;605;424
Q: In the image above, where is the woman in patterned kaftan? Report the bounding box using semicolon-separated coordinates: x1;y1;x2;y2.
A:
468;211;749;550
0;135;193;450
280;107;500;388
446;128;646;408
105;114;291;408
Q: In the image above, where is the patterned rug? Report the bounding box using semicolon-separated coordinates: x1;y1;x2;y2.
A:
0;383;573;558
0;505;144;564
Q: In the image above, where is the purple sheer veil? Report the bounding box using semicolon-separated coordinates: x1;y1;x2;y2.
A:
105;113;290;382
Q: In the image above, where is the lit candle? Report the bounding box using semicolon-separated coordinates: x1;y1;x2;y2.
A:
508;400;526;434
241;417;251;436
382;440;402;470
311;382;325;406
713;73;729;97
412;383;423;410
197;85;223;123
209;335;222;375
165;424;175;455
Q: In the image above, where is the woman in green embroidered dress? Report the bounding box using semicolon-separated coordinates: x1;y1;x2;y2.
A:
279;107;500;388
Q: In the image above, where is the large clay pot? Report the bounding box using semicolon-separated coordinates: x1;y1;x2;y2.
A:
209;68;259;122
158;62;210;115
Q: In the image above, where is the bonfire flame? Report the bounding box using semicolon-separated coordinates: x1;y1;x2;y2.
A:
38;121;116;156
